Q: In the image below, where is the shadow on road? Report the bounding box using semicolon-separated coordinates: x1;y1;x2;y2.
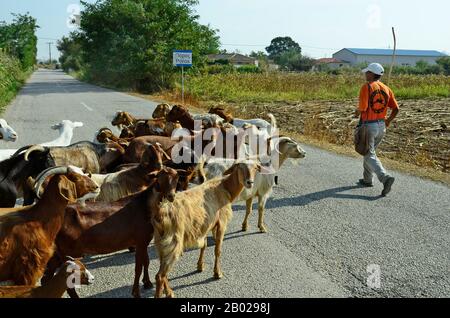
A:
233;185;382;212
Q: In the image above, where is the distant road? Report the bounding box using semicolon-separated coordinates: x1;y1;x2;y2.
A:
1;70;449;298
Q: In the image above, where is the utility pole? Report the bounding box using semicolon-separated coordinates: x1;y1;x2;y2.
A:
46;42;53;64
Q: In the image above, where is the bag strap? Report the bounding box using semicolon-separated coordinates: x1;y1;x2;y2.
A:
363;83;371;123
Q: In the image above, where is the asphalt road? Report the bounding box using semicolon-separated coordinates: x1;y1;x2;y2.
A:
1;70;449;298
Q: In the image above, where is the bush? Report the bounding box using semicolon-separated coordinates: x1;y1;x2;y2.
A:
236;65;262;74
0;51;29;112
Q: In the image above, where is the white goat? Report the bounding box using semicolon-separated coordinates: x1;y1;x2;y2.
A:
0;119;17;142
233;114;277;136
0;120;83;161
193;114;224;127
201;137;306;233
41;120;83;147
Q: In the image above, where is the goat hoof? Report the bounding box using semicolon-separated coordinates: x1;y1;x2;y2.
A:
259;225;267;233
241;224;248;232
197;264;205;272
132;290;141;298
214;272;223;280
143;281;153;290
166;291;175;298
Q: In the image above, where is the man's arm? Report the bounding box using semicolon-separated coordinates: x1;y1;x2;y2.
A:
385;108;399;128
386;88;400;128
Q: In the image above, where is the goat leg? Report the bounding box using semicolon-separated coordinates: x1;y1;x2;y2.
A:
258;195;269;233
132;247;144;298
242;198;253;232
213;223;224;280
197;238;207;272
67;288;79;298
142;246;153;290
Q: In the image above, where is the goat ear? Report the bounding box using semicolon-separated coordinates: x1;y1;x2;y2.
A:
147;171;159;178
175;169;188;176
58;176;77;203
223;165;237;176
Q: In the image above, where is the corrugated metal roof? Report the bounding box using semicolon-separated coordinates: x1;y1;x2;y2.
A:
345;48;447;57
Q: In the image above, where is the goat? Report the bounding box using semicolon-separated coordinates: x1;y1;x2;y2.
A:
0;120;83;162
153;103;172;119
209;107;234;124
122;130;219;165
24;141;125;174
167;105;198;131
233;113;277;136
0;166;99;286
0;258;94;298
0;119;17;142
84;143;170;203
201;137;306;233
151;161;260;298
41;120;84;147
0;141;123;208
111;111;166;136
43;167;179;298
167;105;225;130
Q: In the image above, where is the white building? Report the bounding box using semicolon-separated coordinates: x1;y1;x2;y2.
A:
333;48;447;67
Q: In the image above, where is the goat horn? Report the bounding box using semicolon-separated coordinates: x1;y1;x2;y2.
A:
11;145;33;158
24;145;47;161
34;166;69;199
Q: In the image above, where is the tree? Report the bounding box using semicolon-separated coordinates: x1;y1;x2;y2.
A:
78;0;220;92
0;13;39;70
266;37;301;59
437;56;450;75
57;33;83;72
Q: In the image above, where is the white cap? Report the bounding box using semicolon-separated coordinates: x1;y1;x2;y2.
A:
362;63;385;76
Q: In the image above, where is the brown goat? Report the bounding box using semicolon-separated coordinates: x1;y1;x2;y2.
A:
209;107;234;124
0;167;99;286
167;105;198;131
43;167;180;298
122;131;218;165
153;104;172;119
111;111;167;137
151;161;260;298
0;258;93;298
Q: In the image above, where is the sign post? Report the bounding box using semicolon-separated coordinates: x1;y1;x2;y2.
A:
173;50;193;104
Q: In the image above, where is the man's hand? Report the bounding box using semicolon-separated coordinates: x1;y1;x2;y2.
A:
385;119;391;128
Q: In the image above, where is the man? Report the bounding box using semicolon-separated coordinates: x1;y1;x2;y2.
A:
357;63;399;196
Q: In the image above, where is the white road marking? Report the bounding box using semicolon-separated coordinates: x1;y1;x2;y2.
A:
81;102;93;111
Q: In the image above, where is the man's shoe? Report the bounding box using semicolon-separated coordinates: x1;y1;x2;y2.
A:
358;179;374;187
382;177;395;197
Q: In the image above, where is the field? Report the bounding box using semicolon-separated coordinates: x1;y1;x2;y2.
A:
154;72;450;180
181;73;450;103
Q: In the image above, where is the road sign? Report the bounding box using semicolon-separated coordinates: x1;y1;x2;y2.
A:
173;50;193;67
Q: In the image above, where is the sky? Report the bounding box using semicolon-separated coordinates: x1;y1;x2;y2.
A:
1;0;449;61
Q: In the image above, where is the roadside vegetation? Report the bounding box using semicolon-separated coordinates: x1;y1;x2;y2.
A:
58;0;220;92
0;13;38;113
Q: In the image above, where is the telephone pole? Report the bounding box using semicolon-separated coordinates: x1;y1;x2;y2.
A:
46;42;53;64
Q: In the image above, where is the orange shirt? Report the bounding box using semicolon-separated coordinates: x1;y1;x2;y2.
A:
359;81;399;122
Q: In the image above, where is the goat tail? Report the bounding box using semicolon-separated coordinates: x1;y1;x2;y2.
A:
267;113;277;133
